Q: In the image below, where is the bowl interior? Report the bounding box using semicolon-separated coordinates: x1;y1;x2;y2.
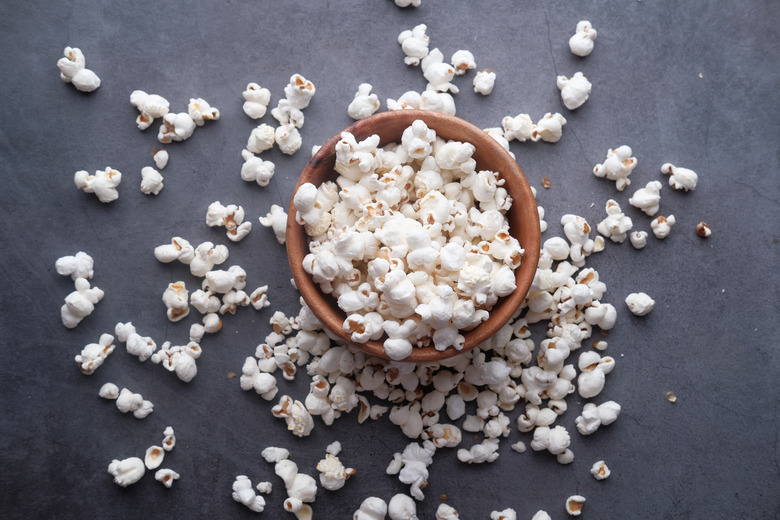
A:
286;110;540;362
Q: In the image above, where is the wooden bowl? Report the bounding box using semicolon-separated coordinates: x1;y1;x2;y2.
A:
286;110;540;362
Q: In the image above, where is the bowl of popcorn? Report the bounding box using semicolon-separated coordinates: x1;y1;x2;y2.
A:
287;110;540;362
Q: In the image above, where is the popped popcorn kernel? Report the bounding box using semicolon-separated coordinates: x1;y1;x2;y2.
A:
242;82;271;119
569;21;597;57
75;333;115;374
650;215;676;239
557;72;591;110
661;162;698;191
398;24;430;66
107;457;145;487
451;50;476;75
473;69;496;95
74;167;122;203
593;146;637;191
625;292;655;316
590;460;611;480
696;221;712;237
130;90;170;130
155;468;180;488
565;495;586;516
57;46;100;92
348;83;380;120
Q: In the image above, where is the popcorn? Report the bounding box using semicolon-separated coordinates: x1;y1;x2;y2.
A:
651;215;676;239
575;401;621;435
491;508;517;520
189;242;230;277
473;69;496;95
316;453;355;491
151;341;202;382
162;426;176;451
187;97;220;126
57;47;100;92
153;148;169;170
557;72;591;110
140;166;164;195
502;113;534;143
348;83;380;120
625;292;655;316
55;251;94;280
398;24;430;66
239;149;276;187
74;333;115;374
115;321;157;362
422;48;459;93
261;446;290;463
565;495;586;516
155;468;180;488
206;201;252;242
436;503;460;519
576;351;608;398
74;167;122;203
154;237;195;264
272;395;314;437
273;458;317;514
250;285;271;310
532;113;567;143
157;112;197;143
629;180;663;216
661;162;698;191
388;493;418;520
247;124;276;154
451;50;476;76
532;512;551;520
130;90;170;130
232;475;266;513
242;83;272;119
593;146;637;191
457;437;500;463
275;123;303;155
354;497;388;520
282;74;316;110
115;387;154;419
696;221;712;237
596;199;633;243
629;230;648;249
98;382;119;399
144;445;165;470
162;281;190;322
259;205;288;244
107;457;145;487
569;21;597;57
590;460;610;480
530;425;571;458
386;440;436;500
394;0;421;6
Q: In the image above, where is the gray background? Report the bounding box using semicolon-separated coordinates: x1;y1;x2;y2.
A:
1;1;778;518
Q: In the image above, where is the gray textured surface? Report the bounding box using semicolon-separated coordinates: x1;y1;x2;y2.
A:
1;1;778;518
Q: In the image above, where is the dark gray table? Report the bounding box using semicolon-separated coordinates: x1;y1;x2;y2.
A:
1;1;778;518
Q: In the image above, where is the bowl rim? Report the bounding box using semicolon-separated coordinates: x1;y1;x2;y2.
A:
286;109;540;362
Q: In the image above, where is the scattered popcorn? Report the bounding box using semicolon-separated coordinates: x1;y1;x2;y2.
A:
666;391;678;403
387;493;417;519
57;46;100;92
532;113;567;143
569;21;597;57
98;382;119;399
348;83;381;120
436;503;460;519
162;281;190;322
115;321;157;362
255;481;272;494
75;333;115;374
650;215;676;239
162;426;176;451
473;69;496;95
394;0;421;7
354;497;388;520
590;460;610;480
451;50;476;76
206;201;252;242
510;441;527;453
283;74;317;110
247;123;276;154
60;272;103;327
531;512;551;520
557;72;591;110
272;395;314;437
261;446;290;463
153;148;169;170
565;495;586;516
130;90;170;130
661;162;698;191
241;357;279;400
398;24;430;66
155;468;180;488
625;292;655;316
144;445;165;470
242;83;272;119
316;453;355;491
386;440;436;500
55;251;94;280
273;457;318;514
629;180;663;216
232;475;266;513
696;221;712;237
575;401;621;435
140;166;164;195
74;167;122;203
491;508;517;520
189;241;230;277
326;441;342;456
597;199;633;243
275;123;303;155
422;48;458;93
188;97;220;126
158;112;197;143
457;437;500;463
502;113;534;143
629;230;648;249
115;387;154;418
107;457;145;487
593;146;637;191
150;341;202;382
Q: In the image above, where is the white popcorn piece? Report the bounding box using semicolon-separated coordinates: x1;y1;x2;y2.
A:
151;341;202;382
326;441;342;456
510;441;527;453
557;72;591;110
274;458;317;513
232;475;266;513
144;445;165;470
242;82;272;119
629;180;663;216
206;201;252;242
61;278;104;328
629;230;648;249
436;503;460;519
55;251;94;280
398;24;430;66
188;97;220;126
116;387;154;419
107;457;145;487
130;90;170;130
115;321;157;362
388;493;417;520
241;149;276;187
261;446;290;463
155;468;180;488
255;481;273;494
569;21;597;57
272;395;314;437
74;167;122;203
696;221;712;237
491;508;517;520
283;74;316;110
575;401;621;435
597;199;633;243
451;50;476;76
140;166;164;195
57;46;100;92
250;286;271;310
152;148;169;170
593;146;637;191
348;83;380;120
259;204;288;244
395;0;421;7
316;453;355;491
275;123;303;155
457;437;500;464
625;292;655;316
565;495;586;516
154;237;195;264
422;48;459;93
502;113;534;143
354;497;388;520
157;112;197;143
247;123;276;154
591;460;611;480
75;333;115;375
532;113;567;143
386;441;436;501
661;162;698;191
473;69;496;95
189;242;230;277
98;382;119;400
531;512;551;520
162;281;190;322
162;426;176;451
651;215;676;239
